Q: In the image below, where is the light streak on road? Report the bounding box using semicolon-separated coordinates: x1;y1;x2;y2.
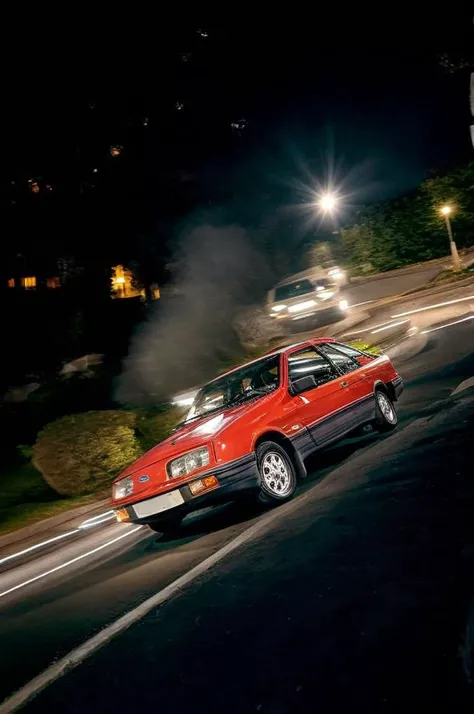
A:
0;511;116;567
349;299;376;309
78;510;115;528
78;512;116;529
0;530;78;567
391;295;474;318
0;527;143;599
342;318;397;336
370;319;409;334
421;315;474;334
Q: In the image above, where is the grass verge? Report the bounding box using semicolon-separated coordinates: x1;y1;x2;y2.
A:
0;460;106;536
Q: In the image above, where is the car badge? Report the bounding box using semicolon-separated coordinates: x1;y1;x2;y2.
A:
138;475;150;483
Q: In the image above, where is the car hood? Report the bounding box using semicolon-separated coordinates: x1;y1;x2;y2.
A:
116;397;272;480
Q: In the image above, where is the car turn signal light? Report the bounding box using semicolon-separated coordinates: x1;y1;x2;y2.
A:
114;508;130;522
188;475;218;496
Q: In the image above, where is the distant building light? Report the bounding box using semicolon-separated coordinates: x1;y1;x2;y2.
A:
93;168;98;173
111;265;141;299
46;276;61;289
30;181;40;194
150;284;160;300
7;278;15;288
175;101;184;111
197;29;208;38
22;276;37;289
110;145;122;157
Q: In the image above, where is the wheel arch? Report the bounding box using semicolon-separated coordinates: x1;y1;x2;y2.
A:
373;379;390;397
254;430;307;480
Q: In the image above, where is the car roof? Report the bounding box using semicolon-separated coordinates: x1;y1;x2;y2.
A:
211;338;335;383
272;267;327;288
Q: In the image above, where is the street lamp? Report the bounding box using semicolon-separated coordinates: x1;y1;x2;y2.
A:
440;205;462;271
317;192;339;214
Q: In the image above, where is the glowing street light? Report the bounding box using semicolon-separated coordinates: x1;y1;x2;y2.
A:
439;205;461;271
318;192;339;213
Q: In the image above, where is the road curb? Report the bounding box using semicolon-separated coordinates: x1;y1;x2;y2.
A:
0;499;110;553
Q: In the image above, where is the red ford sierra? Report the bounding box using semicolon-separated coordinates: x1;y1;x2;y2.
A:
112;338;403;532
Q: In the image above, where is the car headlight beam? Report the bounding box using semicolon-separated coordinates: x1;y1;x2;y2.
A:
167;446;210;479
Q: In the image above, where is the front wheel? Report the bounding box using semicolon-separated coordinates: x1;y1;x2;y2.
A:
256;441;297;505
373;389;398;432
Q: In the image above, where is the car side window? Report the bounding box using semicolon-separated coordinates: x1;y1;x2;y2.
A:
332;343;366;358
288;348;338;388
318;344;359;375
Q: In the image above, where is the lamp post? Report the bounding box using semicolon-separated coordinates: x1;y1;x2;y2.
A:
440;205;462;271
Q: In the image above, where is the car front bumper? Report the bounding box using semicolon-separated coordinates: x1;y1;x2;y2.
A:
114;454;259;526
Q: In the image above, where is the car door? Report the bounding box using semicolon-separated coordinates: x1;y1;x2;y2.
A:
316;343;376;431
286;346;354;450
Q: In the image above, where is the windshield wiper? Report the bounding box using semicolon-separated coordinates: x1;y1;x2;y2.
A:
173;404;227;430
227;386;275;408
174;387;275;431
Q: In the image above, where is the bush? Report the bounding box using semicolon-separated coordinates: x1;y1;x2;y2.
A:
135;406;186;451
33;411;141;496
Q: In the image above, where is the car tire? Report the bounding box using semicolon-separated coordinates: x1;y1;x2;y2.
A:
373;388;398;432
256;441;297;505
147;515;183;534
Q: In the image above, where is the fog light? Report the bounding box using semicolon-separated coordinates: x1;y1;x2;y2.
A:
114;508;130;523
188;475;218;496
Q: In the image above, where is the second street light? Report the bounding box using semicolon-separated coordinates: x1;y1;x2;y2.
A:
440;205;462;271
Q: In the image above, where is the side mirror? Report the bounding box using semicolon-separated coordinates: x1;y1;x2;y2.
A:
290;374;317;396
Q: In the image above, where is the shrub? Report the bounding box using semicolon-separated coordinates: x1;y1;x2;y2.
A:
135;406;186;451
33;411;141;496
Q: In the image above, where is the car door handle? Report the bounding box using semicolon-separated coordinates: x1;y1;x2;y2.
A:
341;381;349;388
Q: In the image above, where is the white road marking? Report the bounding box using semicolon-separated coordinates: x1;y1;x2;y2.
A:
370;319;409;334
391;295;474;318
0;510;116;567
0;527;142;599
349;299;376;308
420;315;474;334
0;498;316;713
0;530;79;567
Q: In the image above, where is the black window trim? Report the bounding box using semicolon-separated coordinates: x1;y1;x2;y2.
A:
286;345;339;394
315;342;361;377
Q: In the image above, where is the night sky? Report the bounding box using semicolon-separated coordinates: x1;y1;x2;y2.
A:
2;11;473;276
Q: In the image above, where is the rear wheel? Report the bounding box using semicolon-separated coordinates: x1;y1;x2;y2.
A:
373;388;398;432
256;441;297;505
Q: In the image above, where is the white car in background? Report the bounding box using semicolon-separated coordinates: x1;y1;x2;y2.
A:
266;268;349;327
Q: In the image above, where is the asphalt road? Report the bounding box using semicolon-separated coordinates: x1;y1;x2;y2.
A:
1;306;473;712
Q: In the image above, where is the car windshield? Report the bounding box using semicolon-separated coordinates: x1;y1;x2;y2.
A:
274;278;333;301
185;354;280;422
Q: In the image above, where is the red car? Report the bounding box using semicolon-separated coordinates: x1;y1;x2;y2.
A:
112;339;403;532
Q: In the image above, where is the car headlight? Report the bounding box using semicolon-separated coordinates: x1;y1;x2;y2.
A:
113;476;134;500
339;299;349;311
271;304;287;312
167;446;210;479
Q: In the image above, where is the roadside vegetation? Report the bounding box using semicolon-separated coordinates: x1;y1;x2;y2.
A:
338;161;474;274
